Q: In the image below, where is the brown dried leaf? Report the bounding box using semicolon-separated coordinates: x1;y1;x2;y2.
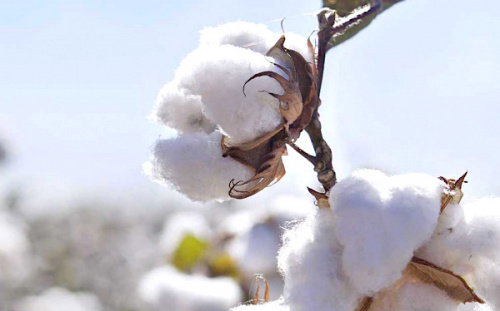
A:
228;139;287;199
406;257;484;304
439;171;467;213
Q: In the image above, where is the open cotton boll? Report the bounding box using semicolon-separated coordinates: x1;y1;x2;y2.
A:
144;131;253;201
176;44;284;144
138;265;242;311
159;211;212;257
278;209;361;311
329;169;443;295
14;287;102;311
230;299;289;311
151;82;216;134
199;21;279;55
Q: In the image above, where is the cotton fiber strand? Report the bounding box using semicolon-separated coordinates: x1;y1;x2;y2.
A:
329;169;443;295
138;265;242;311
14;287;102;311
144;131;252;202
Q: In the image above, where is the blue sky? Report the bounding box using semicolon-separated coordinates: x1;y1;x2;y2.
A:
1;0;499;200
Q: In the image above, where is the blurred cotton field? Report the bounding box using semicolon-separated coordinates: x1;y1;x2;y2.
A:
2;0;500;310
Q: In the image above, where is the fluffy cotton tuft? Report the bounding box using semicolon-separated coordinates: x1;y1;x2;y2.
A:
278;209;362;311
416;197;500;309
14;288;102;311
138;265;242;311
144;131;252;202
199;21;279;55
329;169;443;295
151;82;216;134
175;44;283;143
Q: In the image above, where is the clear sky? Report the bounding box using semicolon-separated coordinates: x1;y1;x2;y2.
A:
1;0;499;201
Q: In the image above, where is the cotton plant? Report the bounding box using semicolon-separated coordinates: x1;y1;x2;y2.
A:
146;0;499;310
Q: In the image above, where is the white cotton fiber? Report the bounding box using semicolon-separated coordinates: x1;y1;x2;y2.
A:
199;22;312;63
416;197;500;309
138;265;242;311
151;82;216;134
176;44;284;144
14;287;102;311
230;299;289;311
277;209;361;311
329;169;443;295
370;282;458;311
200;21;279;55
144;131;253;202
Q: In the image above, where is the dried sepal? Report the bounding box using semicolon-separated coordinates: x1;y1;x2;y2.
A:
439;171;467;213
405;256;484;304
228;139;287;199
307;187;330;208
244;35;318;140
354;296;374;311
222;127;283;172
252;274;270;305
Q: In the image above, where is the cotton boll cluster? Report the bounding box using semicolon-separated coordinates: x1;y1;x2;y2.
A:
233;170;500;311
138;265;242;311
147;22;312;202
14;287;102;311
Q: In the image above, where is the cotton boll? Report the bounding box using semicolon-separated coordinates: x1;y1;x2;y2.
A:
329;170;443;295
370;283;458;311
144;131;253;201
138;265;242;311
14;287;102;311
230;299;289;311
151;82;216;133
200;22;279;55
176;45;284;144
159;211;212;257
278;209;361;311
